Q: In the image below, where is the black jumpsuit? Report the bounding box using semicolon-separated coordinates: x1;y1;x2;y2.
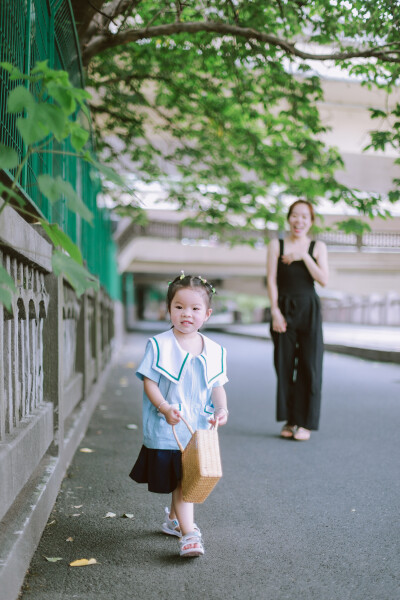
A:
270;239;323;430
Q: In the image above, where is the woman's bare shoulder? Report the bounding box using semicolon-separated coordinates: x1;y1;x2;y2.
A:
268;238;280;252
314;239;327;252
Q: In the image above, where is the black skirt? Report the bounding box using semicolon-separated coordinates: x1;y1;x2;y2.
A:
129;445;182;494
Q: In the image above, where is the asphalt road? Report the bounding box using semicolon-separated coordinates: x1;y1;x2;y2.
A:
20;333;400;600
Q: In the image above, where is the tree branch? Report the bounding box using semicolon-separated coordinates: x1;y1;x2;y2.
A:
82;19;400;65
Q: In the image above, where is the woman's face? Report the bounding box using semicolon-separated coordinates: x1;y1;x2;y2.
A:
288;203;312;238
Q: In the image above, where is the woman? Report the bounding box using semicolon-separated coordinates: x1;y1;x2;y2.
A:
267;200;329;441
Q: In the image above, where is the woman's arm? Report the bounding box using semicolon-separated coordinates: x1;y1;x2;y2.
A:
143;377;181;425
209;385;228;427
267;239;287;333
302;241;329;286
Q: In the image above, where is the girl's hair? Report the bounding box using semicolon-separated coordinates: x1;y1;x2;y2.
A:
167;274;215;310
287;199;315;223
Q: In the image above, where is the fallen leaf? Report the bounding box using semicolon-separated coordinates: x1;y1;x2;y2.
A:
73;505;83;509
126;424;138;430
44;556;63;562
46;520;56;527
119;377;128;387
96;430;103;435
103;512;117;518
122;513;134;519
69;558;97;567
66;537;74;542
80;448;94;453
71;514;81;517
126;362;136;369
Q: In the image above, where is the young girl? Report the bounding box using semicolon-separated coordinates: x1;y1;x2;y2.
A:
129;273;228;558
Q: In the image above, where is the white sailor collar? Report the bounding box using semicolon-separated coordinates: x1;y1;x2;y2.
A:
150;329;226;388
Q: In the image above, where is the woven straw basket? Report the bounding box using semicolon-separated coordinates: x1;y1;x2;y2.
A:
173;416;222;503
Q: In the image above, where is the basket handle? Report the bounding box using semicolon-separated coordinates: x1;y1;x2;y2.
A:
172;414;218;452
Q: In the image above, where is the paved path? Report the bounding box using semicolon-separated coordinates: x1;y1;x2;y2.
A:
20;332;400;600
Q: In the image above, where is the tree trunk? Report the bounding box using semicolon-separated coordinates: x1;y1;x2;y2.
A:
70;0;104;45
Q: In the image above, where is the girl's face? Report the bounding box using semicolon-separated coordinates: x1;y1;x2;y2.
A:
169;288;212;335
288;203;312;238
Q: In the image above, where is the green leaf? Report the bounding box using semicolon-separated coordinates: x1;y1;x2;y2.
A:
40;221;83;264
336;218;372;236
37;174;62;203
7;86;36;114
46;82;76;115
16;101;68;145
0;264;16;312
69;123;89;152
0;183;25;207
0;286;14;312
0;62;37;82
16;110;50;145
52;251;99;297
368;108;387;120
89;158;126;187
44;557;63;563
0;143;19;170
38;103;67;141
37;175;93;223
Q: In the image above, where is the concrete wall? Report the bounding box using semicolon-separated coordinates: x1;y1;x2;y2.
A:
0;206;119;600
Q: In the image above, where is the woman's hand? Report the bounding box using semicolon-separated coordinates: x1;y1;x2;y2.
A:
281;251;305;265
271;308;287;333
162;406;181;426
209;407;228;428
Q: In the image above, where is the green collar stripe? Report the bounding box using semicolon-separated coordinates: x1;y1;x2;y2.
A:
200;347;224;383
153;337;189;381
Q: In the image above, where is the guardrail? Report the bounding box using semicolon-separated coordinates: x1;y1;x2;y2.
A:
117;220;400;251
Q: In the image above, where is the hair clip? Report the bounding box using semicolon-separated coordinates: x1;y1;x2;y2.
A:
197;275;216;294
179;270;185;280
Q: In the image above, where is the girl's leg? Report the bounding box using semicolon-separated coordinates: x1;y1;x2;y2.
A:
168;502;177;521
172;483;195;535
172;483;204;557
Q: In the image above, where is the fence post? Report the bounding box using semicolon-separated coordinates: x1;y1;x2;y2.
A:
43;272;64;454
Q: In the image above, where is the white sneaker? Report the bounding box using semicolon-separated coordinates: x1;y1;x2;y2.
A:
161;506;202;538
162;507;181;537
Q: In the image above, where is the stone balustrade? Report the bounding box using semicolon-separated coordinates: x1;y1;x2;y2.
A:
0;206;117;600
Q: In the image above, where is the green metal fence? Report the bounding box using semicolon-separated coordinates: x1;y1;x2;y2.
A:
0;0;120;299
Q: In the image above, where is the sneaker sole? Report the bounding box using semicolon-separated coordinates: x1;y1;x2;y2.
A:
162;524;181;537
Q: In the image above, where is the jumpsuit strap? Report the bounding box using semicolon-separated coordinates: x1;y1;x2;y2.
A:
308;240;316;257
279;238;284;256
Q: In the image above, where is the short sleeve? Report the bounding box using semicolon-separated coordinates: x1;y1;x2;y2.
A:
135;340;160;383
211;373;228;388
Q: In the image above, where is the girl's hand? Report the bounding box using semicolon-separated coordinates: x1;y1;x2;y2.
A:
209;408;228;428
271;308;287;333
163;406;181;426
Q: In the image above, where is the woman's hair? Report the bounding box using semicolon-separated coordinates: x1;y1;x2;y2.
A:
287;199;315;223
167;274;215;310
